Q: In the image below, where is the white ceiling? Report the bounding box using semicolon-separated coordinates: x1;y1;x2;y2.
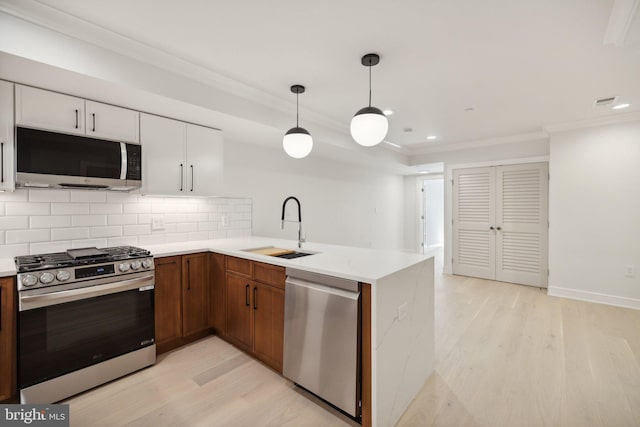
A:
3;0;640;156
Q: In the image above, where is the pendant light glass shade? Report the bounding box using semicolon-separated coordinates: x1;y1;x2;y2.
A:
283;84;313;159
351;53;388;147
350;106;389;147
283;127;313;158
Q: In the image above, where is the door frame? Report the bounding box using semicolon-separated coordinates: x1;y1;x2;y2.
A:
444;156;549;275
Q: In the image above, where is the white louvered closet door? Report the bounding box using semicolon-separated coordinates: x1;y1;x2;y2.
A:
496;163;548;287
453;167;496;280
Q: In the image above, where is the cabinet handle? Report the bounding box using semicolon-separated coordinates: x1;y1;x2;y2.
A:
190;165;194;192
253;287;257;310
75;109;79;129
179;164;184;191
497;226;502;231
187;259;191;290
1;142;4;184
92;113;96;132
245;284;250;306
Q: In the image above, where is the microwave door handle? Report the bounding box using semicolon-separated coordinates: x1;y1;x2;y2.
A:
120;143;127;180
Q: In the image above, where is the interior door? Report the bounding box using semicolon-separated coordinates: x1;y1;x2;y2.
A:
495;163;548;287
453;167;496;280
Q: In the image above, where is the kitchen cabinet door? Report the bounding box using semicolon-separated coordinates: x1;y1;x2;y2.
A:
154;257;183;348
252;282;284;372
15;85;85;135
85;100;139;143
225;273;252;351
182;253;209;337
140;113;186;196
209;253;226;336
0;277;17;402
185;123;223;196
0;81;15;192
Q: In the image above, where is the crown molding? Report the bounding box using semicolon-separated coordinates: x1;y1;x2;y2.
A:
0;0;347;133
543;111;640;133
406;131;549;156
603;0;640;46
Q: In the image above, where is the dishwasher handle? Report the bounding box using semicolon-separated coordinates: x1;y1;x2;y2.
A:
285;277;360;300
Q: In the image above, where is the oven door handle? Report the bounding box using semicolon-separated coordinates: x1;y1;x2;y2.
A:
19;274;155;311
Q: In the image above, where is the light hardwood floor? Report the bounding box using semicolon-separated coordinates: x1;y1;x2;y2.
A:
65;258;640;427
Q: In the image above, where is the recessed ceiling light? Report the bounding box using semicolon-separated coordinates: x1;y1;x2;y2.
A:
612;103;630;110
464;107;475;112
426;135;437;140
403;127;413;133
418;170;430;174
383;109;394;116
384;140;402;148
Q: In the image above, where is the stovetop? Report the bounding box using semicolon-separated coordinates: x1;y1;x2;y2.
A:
15;246;152;273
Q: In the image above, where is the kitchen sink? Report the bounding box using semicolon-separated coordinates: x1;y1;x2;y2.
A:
241;246;317;259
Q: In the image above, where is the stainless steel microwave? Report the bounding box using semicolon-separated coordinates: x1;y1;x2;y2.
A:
15;127;142;191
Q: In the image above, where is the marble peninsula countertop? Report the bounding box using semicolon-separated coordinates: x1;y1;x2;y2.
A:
0;236;434;283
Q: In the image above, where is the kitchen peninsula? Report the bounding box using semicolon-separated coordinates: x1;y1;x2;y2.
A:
0;237;434;427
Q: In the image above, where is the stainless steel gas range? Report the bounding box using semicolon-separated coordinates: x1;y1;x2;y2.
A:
15;246;156;404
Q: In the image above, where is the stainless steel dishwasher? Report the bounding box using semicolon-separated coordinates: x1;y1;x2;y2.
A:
283;268;361;418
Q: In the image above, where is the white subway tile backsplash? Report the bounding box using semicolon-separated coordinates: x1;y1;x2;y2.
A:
70;191;106;203
0;216;29;230
123;204;151;214
90;204;122;214
71;239;108;249
123;224;151;236
0;190;251;256
6;229;50;244
0;243;29;257
89;226;122;238
107;236;138;246
72;215;107;227
6;202;50;216
107;215;137;225
176;223;198;233
30;216;71;229
52;203;90;215
188;231;209;241
30;241;72;254
29;190;70;203
51;228;89;241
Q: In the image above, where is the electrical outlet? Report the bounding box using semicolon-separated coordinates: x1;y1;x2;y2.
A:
151;215;164;231
398;302;408;321
625;265;635;278
220;215;229;228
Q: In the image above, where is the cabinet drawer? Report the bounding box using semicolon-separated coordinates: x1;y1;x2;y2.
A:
226;256;251;277
253;262;285;289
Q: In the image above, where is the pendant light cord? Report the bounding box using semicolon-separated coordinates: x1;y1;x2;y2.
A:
296;92;299;127
368;64;372;107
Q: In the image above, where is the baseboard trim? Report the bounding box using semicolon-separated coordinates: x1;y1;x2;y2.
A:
547;286;640;310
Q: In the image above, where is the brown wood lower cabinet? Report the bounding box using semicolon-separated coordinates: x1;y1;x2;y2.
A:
224;257;285;372
155;253;209;354
0;276;16;403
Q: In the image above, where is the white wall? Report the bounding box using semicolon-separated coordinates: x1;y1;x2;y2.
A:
224;140;405;250
548;120;640;309
424;178;444;247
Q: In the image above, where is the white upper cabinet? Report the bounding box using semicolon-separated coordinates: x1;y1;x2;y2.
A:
85;100;139;143
186;123;223;196
16;85;85;135
140;113;223;196
15;85;139;143
0;81;15;192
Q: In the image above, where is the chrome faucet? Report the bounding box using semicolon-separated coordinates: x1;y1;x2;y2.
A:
281;196;304;248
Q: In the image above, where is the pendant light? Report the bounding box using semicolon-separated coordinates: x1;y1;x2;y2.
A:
283;84;313;159
350;53;388;147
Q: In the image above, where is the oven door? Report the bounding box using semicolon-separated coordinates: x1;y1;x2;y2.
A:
18;273;155;390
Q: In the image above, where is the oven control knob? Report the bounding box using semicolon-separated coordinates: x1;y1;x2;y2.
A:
119;262;131;272
22;274;38;287
56;270;71;282
142;259;153;269
131;261;141;270
40;272;55;284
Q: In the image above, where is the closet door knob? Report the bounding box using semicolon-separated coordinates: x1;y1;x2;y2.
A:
489;226;495;230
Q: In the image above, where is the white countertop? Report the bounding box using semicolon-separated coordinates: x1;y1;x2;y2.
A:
0;237;434;283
